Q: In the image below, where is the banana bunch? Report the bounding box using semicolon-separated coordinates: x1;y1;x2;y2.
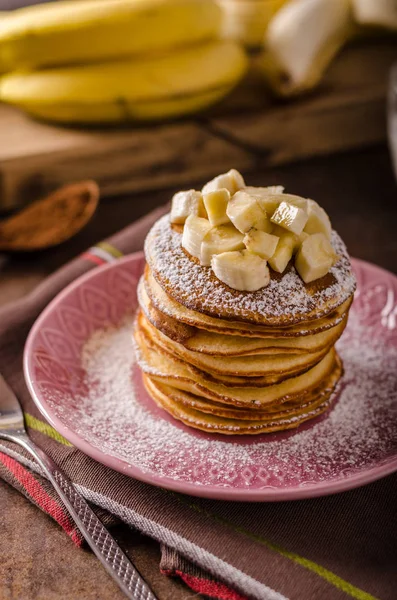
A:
1;42;247;123
217;0;288;48
262;0;397;97
0;0;247;124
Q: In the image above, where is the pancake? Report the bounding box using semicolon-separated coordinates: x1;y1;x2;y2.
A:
143;371;340;420
135;196;354;435
133;323;342;407
138;278;348;355
143;375;338;435
138;311;330;382
145;214;356;326
144;267;352;338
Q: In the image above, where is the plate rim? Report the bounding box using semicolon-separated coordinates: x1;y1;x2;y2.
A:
23;252;397;502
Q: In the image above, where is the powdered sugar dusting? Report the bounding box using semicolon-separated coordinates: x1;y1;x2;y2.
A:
42;305;397;492
145;215;356;324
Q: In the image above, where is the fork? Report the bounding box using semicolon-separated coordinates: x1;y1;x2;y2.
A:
0;374;157;600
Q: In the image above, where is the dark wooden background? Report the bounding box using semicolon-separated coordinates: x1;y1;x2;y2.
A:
1;37;397;600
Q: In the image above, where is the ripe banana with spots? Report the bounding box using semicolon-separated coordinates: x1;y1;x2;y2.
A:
0;0;222;71
0;40;247;124
262;0;354;96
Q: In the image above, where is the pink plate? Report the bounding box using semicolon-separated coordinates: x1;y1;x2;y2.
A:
24;253;397;501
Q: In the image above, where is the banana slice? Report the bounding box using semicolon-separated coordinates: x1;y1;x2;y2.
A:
271;200;308;235
295;233;336;283
304;199;332;239
170;190;205;225
182;215;212;260
263;0;353;96
203;188;231;227
268;230;296;273
244;229;279;259
202;169;245;195
201;223;244;266
352;0;397;30
212;249;270;291
227;190;271;233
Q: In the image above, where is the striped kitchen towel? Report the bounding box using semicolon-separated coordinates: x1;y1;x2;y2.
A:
0;204;396;600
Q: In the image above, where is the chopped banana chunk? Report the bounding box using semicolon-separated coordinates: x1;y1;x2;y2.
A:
297;231;310;246
271;201;308;235
170;190;205;225
244;229;279;260
212;249;270;292
280;193;308;211
176;174;336;287
227;191;270;233
182;215;212;260
244;187;283;217
295;233;337;283
202;169;245;195
304;199;332;239
203;188;231;227
268;230;296;273
201;224;244;266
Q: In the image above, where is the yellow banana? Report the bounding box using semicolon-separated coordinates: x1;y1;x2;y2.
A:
262;0;354;97
0;41;247;124
218;0;288;47
0;0;222;71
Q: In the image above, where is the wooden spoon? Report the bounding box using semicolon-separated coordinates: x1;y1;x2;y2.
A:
0;181;99;252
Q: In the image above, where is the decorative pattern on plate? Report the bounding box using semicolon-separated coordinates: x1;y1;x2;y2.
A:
24;254;397;501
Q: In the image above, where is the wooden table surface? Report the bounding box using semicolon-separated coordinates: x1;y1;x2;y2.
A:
1;142;396;599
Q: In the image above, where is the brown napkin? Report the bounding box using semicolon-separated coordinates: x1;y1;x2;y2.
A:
0;205;396;600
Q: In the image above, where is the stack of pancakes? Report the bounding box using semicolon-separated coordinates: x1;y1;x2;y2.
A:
133;215;356;435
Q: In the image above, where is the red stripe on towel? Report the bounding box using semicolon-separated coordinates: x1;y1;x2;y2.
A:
0;451;83;546
162;568;249;600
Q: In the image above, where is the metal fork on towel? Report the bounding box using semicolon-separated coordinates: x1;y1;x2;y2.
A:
0;374;157;600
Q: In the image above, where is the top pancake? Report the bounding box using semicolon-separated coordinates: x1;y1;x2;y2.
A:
145;214;356;326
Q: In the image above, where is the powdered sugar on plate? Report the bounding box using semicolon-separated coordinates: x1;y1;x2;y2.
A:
49;306;397;493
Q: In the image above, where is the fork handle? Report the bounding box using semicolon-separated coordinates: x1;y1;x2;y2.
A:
6;432;157;600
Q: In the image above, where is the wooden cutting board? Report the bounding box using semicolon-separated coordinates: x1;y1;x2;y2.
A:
0;38;396;209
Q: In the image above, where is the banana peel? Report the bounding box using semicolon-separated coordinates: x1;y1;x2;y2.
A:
0;41;247;124
262;0;354;97
0;0;222;71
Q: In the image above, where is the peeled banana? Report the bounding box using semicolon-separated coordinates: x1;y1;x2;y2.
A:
352;0;397;31
0;40;247;124
263;0;353;96
0;0;222;71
